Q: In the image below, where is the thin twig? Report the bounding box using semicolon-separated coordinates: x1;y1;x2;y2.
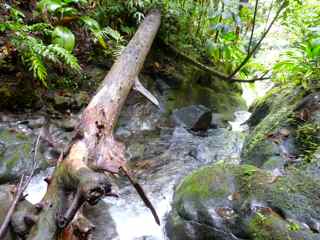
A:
120;166;160;225
231;77;270;83
228;2;286;79
264;0;274;32
166;43;271;83
231;70;271;83
0;130;42;239
248;0;259;54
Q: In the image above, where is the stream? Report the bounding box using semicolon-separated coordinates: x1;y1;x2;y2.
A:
0;16;284;239
13;104;249;240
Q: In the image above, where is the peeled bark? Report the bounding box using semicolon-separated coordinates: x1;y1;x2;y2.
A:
2;9;161;240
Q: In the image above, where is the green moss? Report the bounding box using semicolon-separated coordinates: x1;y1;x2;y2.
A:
242;86;306;164
6;150;21;169
172;163;320;240
161;53;246;118
248;212;290;240
295;123;320;162
176;164;268;201
15;132;29;141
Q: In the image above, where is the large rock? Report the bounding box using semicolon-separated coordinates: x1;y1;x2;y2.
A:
0;119;62;184
0;128;34;183
45;90;90;112
166;164;320;240
146;47;246;121
172;105;212;131
0;80;40;111
241;87;306;168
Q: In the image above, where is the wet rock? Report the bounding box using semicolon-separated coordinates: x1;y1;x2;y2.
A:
241;87;306;168
172;105;212;131
53;114;79;131
117;100;161;133
82;201;119;240
0;128;48;184
211;113;228;128
73;91;90;110
46;91;90;112
166;164;320;240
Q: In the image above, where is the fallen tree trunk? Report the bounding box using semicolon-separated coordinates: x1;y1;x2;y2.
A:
3;9;161;240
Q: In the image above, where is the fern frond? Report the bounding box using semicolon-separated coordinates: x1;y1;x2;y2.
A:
21;50;48;87
111;44;126;58
29;53;48;87
46;44;81;71
11;34;80;86
0;22;22;32
100;26;125;43
26;23;53;35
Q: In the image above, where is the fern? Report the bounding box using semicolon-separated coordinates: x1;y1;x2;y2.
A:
26;23;53;36
25;52;48;87
100;26;125;43
11;33;80;86
46;44;81;71
80;16;126;58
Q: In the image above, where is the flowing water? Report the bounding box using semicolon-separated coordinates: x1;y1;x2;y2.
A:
15;106;249;240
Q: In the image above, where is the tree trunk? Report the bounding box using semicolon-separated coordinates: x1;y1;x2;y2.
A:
3;9;161;240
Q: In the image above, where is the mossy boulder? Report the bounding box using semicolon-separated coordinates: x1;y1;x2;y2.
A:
241;86;307;167
166;164;320;240
163;69;246;121
146;46;246;121
45;90;90;112
0;128;48;184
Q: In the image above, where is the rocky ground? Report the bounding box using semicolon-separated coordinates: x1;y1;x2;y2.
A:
167;86;320;240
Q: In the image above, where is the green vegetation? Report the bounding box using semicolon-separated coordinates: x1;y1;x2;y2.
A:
0;0;124;86
0;1;286;86
295;123;320;162
273;0;320;89
0;1;319;91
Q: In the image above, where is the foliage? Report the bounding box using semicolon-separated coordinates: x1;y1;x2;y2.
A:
52;26;76;52
1;0;317;89
0;19;80;86
295;122;320;162
272;0;320;89
80;16;126;56
158;0;271;77
0;0;124;87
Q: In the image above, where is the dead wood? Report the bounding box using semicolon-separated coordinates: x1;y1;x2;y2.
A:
0;10;162;240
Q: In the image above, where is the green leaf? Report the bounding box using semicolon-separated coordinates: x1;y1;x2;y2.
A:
63;0;87;4
206;39;220;60
52;26;75;52
37;0;64;12
80;16;101;31
222;32;237;41
57;7;79;16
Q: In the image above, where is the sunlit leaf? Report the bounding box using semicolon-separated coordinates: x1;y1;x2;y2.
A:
52;26;75;52
37;0;64;12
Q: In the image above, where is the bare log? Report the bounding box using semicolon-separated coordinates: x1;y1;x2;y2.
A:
3;10;162;240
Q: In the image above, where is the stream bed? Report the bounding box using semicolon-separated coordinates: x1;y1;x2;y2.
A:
9;106;250;240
